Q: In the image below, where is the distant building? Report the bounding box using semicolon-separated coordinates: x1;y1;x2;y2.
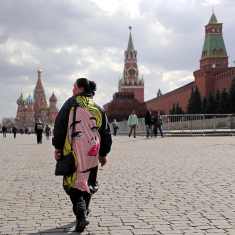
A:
146;13;235;113
104;27;146;121
15;69;58;129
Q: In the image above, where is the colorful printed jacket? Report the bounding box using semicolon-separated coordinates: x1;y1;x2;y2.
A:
52;95;112;193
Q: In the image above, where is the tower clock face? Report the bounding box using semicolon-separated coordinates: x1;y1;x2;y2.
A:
128;68;136;76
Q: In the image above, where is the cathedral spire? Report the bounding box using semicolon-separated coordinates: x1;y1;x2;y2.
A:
35;69;43;90
34;68;48;121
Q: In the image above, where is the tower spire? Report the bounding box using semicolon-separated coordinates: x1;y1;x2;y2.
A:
34;68;48;121
127;26;134;51
209;11;218;24
118;27;144;103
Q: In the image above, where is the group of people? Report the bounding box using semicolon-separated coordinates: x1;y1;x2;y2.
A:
145;110;163;138
35;122;51;144
1;126;18;138
126;109;163;138
1;123;51;144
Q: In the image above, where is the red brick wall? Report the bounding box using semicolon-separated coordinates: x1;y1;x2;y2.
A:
146;82;194;114
195;67;235;97
121;87;144;103
214;67;235;92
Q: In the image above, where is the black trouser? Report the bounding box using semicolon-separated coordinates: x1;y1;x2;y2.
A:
36;132;42;144
146;125;152;138
13;133;16;138
113;127;118;136
153;125;163;137
129;125;137;138
69;188;91;221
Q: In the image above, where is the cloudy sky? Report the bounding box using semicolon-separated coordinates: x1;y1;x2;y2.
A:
0;0;235;120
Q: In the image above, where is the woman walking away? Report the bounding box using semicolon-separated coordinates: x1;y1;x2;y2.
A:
53;78;112;233
128;110;138;138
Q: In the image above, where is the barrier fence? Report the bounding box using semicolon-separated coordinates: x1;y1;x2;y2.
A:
116;114;235;135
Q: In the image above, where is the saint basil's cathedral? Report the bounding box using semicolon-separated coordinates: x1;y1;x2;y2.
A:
15;69;58;129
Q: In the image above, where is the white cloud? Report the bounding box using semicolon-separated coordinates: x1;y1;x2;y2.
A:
91;0;142;18
162;70;194;90
0;0;235;120
0;39;39;66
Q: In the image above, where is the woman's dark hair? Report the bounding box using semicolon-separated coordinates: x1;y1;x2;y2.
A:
89;80;96;95
76;78;96;96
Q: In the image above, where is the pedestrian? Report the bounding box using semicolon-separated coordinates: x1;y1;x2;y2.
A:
35;120;44;144
45;125;51;140
112;119;119;136
152;112;164;137
2;126;7;138
128;110;138;138
145;110;153;138
52;78;112;233
25;127;29;134
12;126;17;138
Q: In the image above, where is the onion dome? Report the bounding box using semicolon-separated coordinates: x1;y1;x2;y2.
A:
26;94;33;104
49;92;57;102
17;93;25;105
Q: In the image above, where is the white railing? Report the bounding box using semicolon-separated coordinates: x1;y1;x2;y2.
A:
161;114;235;131
115;114;235;135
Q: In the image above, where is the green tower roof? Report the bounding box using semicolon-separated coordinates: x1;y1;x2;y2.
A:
202;34;227;58
202;13;227;59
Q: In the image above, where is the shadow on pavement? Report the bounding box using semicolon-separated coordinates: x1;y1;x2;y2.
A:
29;222;83;235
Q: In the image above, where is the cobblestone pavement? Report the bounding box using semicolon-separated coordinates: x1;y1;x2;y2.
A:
0;134;235;235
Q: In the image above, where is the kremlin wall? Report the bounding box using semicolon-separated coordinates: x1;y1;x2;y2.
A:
104;13;235;120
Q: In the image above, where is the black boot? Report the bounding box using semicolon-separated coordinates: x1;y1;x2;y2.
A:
75;197;89;233
84;193;92;216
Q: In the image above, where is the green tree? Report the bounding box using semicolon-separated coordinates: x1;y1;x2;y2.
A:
193;87;202;113
207;93;217;114
175;103;184;114
215;90;221;113
170;104;176;115
229;78;235;113
187;88;194;114
220;89;230;114
202;97;208;114
187;87;202;114
157;89;162;98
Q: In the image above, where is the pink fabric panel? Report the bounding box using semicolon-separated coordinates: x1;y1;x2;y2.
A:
68;107;100;192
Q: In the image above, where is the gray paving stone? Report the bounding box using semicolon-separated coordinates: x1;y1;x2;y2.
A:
0;135;234;234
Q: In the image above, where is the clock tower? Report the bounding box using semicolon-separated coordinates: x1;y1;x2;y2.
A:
119;26;144;103
194;12;229;97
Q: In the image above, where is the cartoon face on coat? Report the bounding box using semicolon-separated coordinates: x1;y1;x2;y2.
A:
68;107;101;193
70;108;100;162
